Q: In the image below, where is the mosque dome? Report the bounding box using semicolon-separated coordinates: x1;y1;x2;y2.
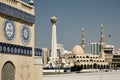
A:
72;45;84;55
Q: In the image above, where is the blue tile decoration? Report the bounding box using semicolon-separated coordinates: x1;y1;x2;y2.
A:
34;48;42;57
0;2;35;24
0;42;32;56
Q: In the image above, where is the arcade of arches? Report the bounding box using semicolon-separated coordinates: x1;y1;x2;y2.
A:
79;64;109;69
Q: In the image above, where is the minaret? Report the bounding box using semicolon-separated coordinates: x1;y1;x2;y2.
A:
99;23;105;59
50;16;58;61
81;27;85;51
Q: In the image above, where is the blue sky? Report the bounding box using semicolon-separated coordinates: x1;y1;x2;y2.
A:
24;0;120;52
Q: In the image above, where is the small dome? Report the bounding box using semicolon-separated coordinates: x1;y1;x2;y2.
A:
72;45;84;55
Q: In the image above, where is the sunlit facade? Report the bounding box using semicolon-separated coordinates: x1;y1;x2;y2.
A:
0;0;42;80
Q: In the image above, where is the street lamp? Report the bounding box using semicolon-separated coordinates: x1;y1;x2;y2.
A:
108;35;113;71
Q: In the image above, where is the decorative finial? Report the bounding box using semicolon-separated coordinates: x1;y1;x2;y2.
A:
29;0;34;5
50;16;57;24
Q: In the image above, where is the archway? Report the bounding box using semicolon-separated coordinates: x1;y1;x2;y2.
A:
81;64;83;69
104;65;106;69
93;63;97;69
101;65;103;69
1;61;15;80
87;64;89;69
84;64;86;69
98;65;100;69
90;64;92;69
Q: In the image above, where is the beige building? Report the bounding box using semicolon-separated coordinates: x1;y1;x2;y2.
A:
112;49;120;68
61;45;108;69
0;0;42;80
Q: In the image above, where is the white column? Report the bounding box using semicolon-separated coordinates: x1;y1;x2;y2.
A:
50;16;57;61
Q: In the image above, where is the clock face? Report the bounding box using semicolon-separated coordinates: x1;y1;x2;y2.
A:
4;18;15;41
21;24;30;45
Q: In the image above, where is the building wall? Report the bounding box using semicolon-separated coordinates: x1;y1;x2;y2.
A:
104;45;115;54
42;48;49;65
112;54;120;68
0;1;42;80
91;42;114;55
34;56;43;80
61;53;109;69
0;54;34;80
91;43;100;55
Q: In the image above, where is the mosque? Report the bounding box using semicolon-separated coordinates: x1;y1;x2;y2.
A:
0;0;42;80
60;24;109;69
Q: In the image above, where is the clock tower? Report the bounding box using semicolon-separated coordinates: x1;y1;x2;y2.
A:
0;0;42;80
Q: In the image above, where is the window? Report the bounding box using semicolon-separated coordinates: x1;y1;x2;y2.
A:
77;60;79;62
86;56;89;58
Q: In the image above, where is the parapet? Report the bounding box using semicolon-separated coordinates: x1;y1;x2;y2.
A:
0;0;34;15
0;0;35;23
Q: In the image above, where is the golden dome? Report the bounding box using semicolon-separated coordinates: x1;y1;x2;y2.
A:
72;45;84;55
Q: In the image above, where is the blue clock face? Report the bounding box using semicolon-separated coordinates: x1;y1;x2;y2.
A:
21;24;30;45
4;18;15;41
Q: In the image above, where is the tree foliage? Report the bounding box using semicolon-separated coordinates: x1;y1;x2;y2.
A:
116;64;120;67
71;65;83;72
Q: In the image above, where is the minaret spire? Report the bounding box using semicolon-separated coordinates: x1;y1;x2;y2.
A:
81;26;85;51
100;22;105;59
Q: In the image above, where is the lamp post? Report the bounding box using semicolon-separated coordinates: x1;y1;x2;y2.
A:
108;35;112;71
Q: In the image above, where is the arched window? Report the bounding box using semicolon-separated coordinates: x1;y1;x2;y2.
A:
98;65;100;69
93;63;97;69
90;65;92;69
101;65;103;69
90;59;93;62
84;64;86;69
2;61;15;80
104;65;106;69
73;56;76;58
87;64;89;69
86;56;89;58
81;65;83;69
